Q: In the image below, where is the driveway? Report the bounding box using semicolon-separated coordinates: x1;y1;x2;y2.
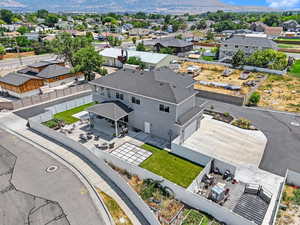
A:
183;115;267;167
197;97;300;176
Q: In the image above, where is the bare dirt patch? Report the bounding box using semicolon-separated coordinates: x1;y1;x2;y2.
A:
179;62;264;97
257;75;300;112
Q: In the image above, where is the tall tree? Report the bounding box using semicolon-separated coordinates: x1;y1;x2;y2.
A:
72;47;105;81
51;32;92;66
0;9;13;24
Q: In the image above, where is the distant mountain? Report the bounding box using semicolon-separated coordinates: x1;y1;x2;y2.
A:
0;0;275;13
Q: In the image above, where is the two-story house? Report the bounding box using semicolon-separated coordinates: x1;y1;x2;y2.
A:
219;35;278;60
89;67;203;142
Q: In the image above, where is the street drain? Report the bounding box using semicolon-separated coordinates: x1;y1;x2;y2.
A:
46;165;58;173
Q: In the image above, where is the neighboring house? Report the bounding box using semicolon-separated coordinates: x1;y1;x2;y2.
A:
282;20;300;31
250;22;283;38
0;60;83;98
0;73;44;98
89;67;203;141
99;48;177;69
153;37;194;54
24;32;40;41
219;35;278;59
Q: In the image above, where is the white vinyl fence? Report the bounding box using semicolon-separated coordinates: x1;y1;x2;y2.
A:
28;120;161;225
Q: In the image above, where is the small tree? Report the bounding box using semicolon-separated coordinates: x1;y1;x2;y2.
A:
132;36;137;45
17;26;30;35
248;92;261;106
136;42;146;51
159;47;173;54
232;49;245;68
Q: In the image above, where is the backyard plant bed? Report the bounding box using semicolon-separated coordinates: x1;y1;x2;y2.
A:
276;184;300;225
42;118;65;129
231;118;257;130
181;209;219;225
139;144;203;188
203;110;234;123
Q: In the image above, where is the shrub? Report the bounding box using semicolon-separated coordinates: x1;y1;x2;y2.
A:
0;44;6;55
249;92;261;106
223;112;230;117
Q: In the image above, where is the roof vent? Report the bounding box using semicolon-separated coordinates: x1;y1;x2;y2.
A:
160;83;164;86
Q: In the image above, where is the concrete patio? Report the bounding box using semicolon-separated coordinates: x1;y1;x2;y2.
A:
182;115;267;167
61;120;169;155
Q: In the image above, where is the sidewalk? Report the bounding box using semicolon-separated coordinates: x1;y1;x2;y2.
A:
6;120;142;225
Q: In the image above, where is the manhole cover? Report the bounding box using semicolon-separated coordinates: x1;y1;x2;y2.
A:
291;122;300;127
46;165;58;173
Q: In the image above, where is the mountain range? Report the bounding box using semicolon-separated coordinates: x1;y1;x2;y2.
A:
0;0;275;13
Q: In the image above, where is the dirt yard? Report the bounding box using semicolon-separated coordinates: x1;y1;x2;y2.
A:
276;185;300;225
179;62;264;97
257;75;300;112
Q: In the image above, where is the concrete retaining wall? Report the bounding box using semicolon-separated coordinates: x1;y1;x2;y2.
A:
286;169;300;186
196;90;245;106
171;136;212;166
28;120;161;225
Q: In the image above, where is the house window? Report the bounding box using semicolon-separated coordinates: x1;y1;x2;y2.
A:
99;87;105;96
131;96;140;105
116;92;124;100
107;89;111;98
245;46;249;48
224;44;228;47
159;104;169;113
235;45;238;48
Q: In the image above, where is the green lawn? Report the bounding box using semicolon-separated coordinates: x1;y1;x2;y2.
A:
139;144;203;188
277;44;300;49
289;60;300;78
53;102;95;124
201;55;215;61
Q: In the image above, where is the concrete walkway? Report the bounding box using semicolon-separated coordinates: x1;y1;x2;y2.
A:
0;114;142;225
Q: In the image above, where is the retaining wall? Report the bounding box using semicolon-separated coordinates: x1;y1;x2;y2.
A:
196;90;245;106
28;120;161;225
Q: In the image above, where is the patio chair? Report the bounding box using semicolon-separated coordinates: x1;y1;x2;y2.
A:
100;143;108;150
108;142;115;149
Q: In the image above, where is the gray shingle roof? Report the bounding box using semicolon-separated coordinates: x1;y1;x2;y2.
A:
87;101;133;121
154;38;193;48
90;67;195;104
29;60;61;68
0;72;31;86
37;65;71;79
176;106;203;126
222;35;277;49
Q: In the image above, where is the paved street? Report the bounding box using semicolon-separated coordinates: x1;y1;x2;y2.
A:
0;127;107;225
0;113;144;225
197;97;300;176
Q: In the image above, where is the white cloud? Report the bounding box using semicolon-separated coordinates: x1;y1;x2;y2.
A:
0;0;25;7
267;0;300;8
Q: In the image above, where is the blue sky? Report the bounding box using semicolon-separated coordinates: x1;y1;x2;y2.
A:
223;0;300;8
